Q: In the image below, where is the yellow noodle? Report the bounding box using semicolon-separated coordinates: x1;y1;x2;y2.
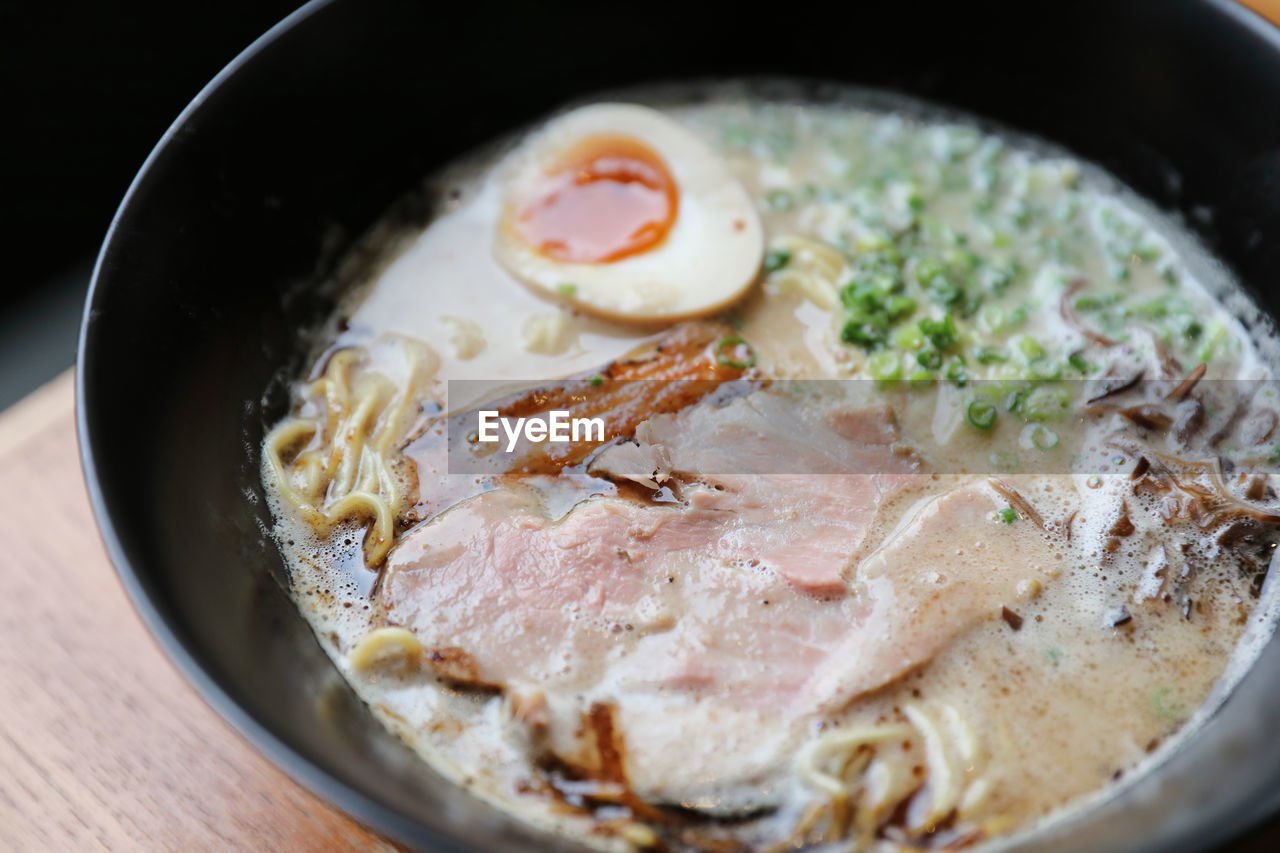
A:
764;235;851;310
349;626;423;669
904;703;958;831
794;700;1004;847
796;723;915;798
263;337;435;567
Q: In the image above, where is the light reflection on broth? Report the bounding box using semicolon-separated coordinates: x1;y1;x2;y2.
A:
262;84;1280;852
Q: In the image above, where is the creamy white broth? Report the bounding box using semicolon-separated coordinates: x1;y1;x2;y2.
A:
262;85;1280;852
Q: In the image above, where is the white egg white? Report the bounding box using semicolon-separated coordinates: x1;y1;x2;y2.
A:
493;103;763;322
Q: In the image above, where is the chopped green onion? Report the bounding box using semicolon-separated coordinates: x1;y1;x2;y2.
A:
868;351;902;382
914;257;944;285
946;248;982;271
978;304;1006;334
841;319;888;349
763;248;791;272
926;276;965;307
1029;424;1060;450
908;369;934;387
1022;385;1072;421
917;349;943;370
973;346;1008;365
960;290;984;318
1067;353;1090;374
1152;687;1184;721
556;282;578;297
855;231;894;253
715;337;757;369
1014;335;1045;360
886;295;917;321
998;507;1018;524
918;315;959;351
588;374;604;386
1073;292;1121;312
838;264;917;351
980;263;1017;295
1131;298;1170;319
1027;358;1062;381
967;399;998;430
1195;323;1227;363
944;355;969;387
764;189;793;211
893;325;925;350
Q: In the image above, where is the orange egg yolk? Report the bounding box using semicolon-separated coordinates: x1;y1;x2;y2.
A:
516;135;678;264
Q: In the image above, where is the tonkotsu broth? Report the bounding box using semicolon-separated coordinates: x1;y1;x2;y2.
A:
262;85;1280;852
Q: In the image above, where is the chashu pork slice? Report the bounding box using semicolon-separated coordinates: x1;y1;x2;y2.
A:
379;393;1064;811
588;389;919;593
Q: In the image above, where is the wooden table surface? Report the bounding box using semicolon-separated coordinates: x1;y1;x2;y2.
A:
0;372;398;852
3;5;1279;850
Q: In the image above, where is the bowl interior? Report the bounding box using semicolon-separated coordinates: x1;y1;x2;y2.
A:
79;1;1280;849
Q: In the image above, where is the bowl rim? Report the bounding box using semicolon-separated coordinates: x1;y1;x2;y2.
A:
74;1;1280;852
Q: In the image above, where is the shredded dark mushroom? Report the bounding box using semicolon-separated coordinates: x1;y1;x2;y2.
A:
1207;396;1253;448
1118;405;1173;432
1241;408;1280;448
1109;506;1136;538
1109;436;1280;526
1086;371;1145;406
988;479;1046;530
1166;363;1207;403
1146;328;1185;379
1246;474;1269;502
1173;398;1207;446
1105;606;1133;628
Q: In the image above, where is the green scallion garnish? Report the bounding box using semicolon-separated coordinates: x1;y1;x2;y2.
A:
763;248;791;272
715;337;757;369
967;399;997;430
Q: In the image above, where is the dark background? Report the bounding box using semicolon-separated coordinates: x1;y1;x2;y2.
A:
0;0;304;408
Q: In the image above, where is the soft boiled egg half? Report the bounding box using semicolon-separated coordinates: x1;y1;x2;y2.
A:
493;103;763;323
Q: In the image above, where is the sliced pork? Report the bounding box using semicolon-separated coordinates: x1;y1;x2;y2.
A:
379;394;1064;810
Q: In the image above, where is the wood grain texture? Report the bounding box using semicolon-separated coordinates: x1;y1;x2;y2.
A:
0;371;397;852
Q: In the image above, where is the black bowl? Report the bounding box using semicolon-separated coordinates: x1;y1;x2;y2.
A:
78;1;1280;850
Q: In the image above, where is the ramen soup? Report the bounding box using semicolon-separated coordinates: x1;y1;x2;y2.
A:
262;87;1280;852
